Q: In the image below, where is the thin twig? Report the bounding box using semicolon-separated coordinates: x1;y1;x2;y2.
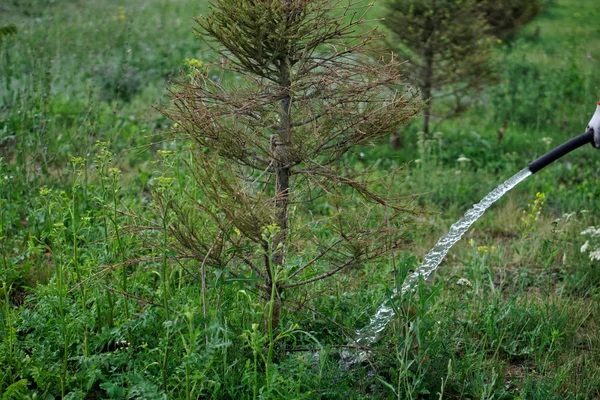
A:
102;285;163;308
283;258;354;288
287;238;343;280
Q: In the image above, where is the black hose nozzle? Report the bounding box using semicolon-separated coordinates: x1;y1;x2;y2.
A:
528;129;594;174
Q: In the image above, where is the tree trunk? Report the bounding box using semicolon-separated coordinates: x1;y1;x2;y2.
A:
272;132;290;269
265;0;304;332
265;55;293;331
272;59;292;267
390;133;402;150
422;44;434;137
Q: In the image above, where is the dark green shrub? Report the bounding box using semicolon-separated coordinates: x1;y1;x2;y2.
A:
92;64;143;103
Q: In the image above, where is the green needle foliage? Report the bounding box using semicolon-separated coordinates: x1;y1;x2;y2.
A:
381;0;496;135
0;24;17;51
0;25;17;42
163;0;421;329
477;0;542;40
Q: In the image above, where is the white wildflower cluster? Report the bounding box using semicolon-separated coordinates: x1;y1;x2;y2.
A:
457;277;473;287
581;226;600;236
580;226;600;261
590;250;600;261
115;339;130;352
562;212;576;222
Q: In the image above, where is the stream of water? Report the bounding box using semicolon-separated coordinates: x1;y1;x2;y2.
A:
352;167;533;350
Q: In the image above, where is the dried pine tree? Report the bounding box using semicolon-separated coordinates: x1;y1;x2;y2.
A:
163;0;420;330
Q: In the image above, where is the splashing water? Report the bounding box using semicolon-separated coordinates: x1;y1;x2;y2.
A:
353;167;532;349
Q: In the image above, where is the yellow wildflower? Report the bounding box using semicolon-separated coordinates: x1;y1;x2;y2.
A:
521;192;545;229
184;58;204;69
112;7;126;21
184;58;209;77
108;167;121;177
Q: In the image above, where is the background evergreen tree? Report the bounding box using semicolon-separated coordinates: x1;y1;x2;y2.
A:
0;24;17;47
477;0;542;40
381;0;495;136
163;0;420;330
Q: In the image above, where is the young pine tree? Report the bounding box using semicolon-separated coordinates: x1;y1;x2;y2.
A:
381;0;495;136
0;24;17;47
164;0;420;330
476;0;542;40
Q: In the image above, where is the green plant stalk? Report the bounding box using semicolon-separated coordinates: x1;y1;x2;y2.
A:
97;164;115;327
162;206;170;314
183;312;199;400
99;176;110;259
185;362;191;400
222;330;228;391
265;251;277;393
253;343;258;400
396;325;415;400
70;177;89;357
201;247;211;346
184;319;190;400
54;243;69;398
2;285;15;385
437;359;451;400
44;197;70;396
83;159;89;210
162;325;171;391
1;206;7;271
106;289;115;328
70;169;86;302
386;206;400;294
541;329;560;374
110;175;129;319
